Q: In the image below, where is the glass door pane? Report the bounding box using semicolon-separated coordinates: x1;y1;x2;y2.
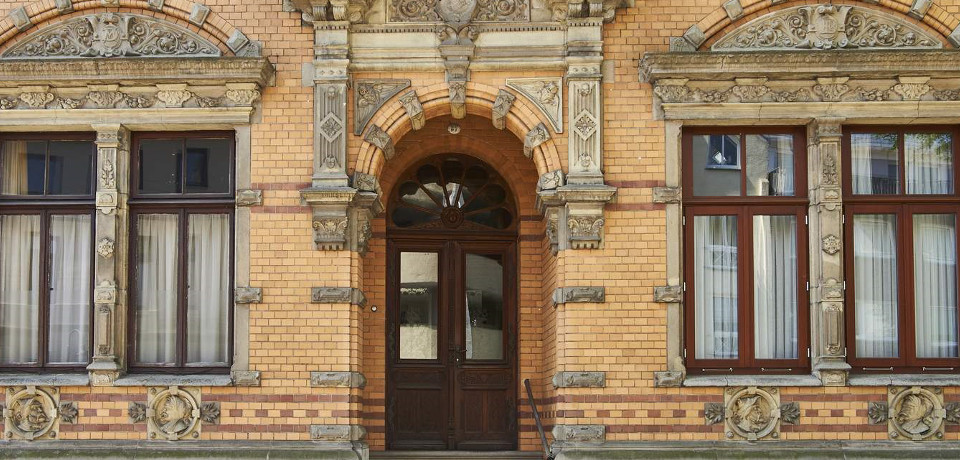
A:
853;214;900;358
693;215;739;360
0;215;41;364
465;253;504;360
400;252;439;360
135;214;179;365
47;214;92;364
752;215;798;359
913;214;958;358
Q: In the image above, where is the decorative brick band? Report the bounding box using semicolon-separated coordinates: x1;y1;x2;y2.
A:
310;372;366;389
552;287;605;306
553;372;605;388
309;424;367;442
310;287;366;307
552;424;605;443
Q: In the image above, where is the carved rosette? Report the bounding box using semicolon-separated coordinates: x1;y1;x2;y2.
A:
723;387;782;441
887;386;946;441
143;386;218;440
3;386;63;441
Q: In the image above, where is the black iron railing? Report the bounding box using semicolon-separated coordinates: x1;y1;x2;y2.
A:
524;378;553;460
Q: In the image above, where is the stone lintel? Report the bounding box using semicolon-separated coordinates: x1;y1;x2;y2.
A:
553;372;605;388
552;424;605;443
553;287;605;306
311;287;366;307
310;424;367;442
310;372;367;389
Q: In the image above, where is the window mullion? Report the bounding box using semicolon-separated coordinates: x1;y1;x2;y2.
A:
178;208;189;369
39;210;51;368
900;205;916;368
739;206;753;370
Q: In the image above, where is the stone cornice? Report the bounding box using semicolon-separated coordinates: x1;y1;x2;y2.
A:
0;58;275;88
640;50;960;83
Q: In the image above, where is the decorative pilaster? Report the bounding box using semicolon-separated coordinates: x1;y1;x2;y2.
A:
311;19;350;188
809;118;850;386
88;124;130;386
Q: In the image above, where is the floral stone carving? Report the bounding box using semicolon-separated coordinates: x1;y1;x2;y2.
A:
887;386;946;441
723;387;782;441
389;0;528;22
3;386;61;441
2;13;221;59
144;386;215;440
506;79;562;133
712;5;941;51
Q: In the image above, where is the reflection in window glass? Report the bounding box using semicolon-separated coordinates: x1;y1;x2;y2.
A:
139;139;182;194
905;133;954;195
400;252;438;360
47;141;93;195
853;214;899;358
466;254;504;360
851;133;899;195
694;215;738;360
1;140;94;196
47;214;92;365
914;214;958;358
0;215;41;365
184;138;231;194
692;135;741;196
753;215;798;359
746;135;794;197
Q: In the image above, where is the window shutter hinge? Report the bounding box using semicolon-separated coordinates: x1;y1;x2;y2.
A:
807;347;811;358
683;282;687;292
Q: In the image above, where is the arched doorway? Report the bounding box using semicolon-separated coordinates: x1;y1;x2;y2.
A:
385;153;518;451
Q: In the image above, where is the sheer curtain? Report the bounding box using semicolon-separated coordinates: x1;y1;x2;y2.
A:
136;214;179;364
852;134;899;195
186;214;230;366
0;215;40;364
694;215;738;360
753;215;798;359
854;214;899;358
914;214;958;358
905;134;954;195
1;141;28;195
48;215;92;364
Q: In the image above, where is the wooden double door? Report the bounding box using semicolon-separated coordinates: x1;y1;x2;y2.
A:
386;237;518;451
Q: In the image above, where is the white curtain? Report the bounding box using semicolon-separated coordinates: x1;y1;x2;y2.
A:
854;214;900;358
745;135;794;197
851;134;900;195
914;214;958;358
905;134;954;195
136;214;179;364
48;215;92;364
694;215;738;360
0;215;41;364
186;214;231;366
1;141;28;195
753;215;798;359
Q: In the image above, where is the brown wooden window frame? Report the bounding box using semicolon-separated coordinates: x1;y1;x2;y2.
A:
0;133;97;372
682;126;810;374
127;131;235;374
842;125;960;373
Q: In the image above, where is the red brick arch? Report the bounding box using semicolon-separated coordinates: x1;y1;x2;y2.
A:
354;81;564;181
0;0;253;56
695;0;958;50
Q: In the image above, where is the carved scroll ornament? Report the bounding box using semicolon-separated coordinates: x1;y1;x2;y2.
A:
390;0;529;22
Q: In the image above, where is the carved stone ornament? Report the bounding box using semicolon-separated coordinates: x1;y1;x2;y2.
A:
523;122;551;159
145;386;203;440
0;86;262;111
234;287;263;304
552;372;605;388
129;402;147;423
780;402;800;425
59;402;78;424
822;234;841;255
310;424;367;442
310;372;367;389
399;90;425;131
389;0;529;23
552;286;605;305
538;170;564;191
567;215;604;249
313;216;349;250
492;89;516;130
97;237;115;259
712;5;942;51
654;285;682;303
449;81;467;119
868;401;889;425
364;125;396;160
723;387;782;441
653;186;681;204
353;80;410;135
311;287;366;306
888;386;946;441
704;402;724;425
236;189;264;207
552;424;605;443
506;79;563;133
3;386;60;441
2;13;221;59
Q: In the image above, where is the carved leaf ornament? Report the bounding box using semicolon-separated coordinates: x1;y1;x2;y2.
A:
713;5;942;51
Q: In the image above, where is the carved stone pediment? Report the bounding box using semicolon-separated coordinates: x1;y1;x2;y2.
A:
2;13;222;59
712;5;942;52
389;0;529;23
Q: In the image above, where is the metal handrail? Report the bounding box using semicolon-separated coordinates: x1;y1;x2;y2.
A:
523;378;553;460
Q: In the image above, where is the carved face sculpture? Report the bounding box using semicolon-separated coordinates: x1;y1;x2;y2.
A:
157;394;193;436
896;394;935;435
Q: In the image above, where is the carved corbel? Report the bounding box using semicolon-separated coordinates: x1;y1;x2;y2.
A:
399;90;425;131
301;182;380;254
491;89;516;130
523;123;551;159
449;81;467;119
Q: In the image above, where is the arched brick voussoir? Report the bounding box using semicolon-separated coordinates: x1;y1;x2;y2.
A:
0;0;254;56
693;0;960;50
356;81;563;182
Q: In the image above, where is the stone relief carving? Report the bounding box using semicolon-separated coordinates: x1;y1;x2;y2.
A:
523;122;551;158
143;386;218;440
888;386;946;441
389;0;529;22
704;402;724;425
712;5;942;51
364;125;396;160
552;425;605;443
236;189;264;207
18;91;55;108
868;401;889;425
723;387;782;441
96;238;115;259
568;80;601;177
946;402;960;424
3;386;62;441
353;80;410;135
313;216;349;250
449;81;467;119
399;90;425;131
506;78;563;133
552;286;605;304
311;372;367;389
310;287;366;306
568;215;604;248
538;170;564;191
780;402;801;425
58;402;78;424
234;287;263;304
310;424;367;441
552;372;605;388
129;402;147;423
652;186;681;204
653;285;682;303
491;89;516;130
822;234;841;255
0;87;260;111
2;13;222;59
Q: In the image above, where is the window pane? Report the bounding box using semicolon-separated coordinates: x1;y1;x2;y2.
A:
136;214;179;365
0;140;45;195
746;134;794;196
186;214;231;366
466;254;503;360
851;133;899;195
753;215;798;359
400;252;438;360
905;133;954;195
694;215;738;360
139;139;182;194
47;141;93;195
48;214;92;365
914;214;958;358
0;215;41;364
854;214;899;358
183;138;231;194
692;135;741;197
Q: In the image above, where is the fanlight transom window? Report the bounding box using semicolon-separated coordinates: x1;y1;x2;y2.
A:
389;154;515;231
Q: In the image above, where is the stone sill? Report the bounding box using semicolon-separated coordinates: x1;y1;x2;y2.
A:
683;374;822;387
0;373;89;387
113;374;233;387
848;374;960;387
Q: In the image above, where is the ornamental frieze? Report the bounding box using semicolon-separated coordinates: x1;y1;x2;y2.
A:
2;13;221;59
389;0;529;23
0;87;261;110
712;5;941;52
